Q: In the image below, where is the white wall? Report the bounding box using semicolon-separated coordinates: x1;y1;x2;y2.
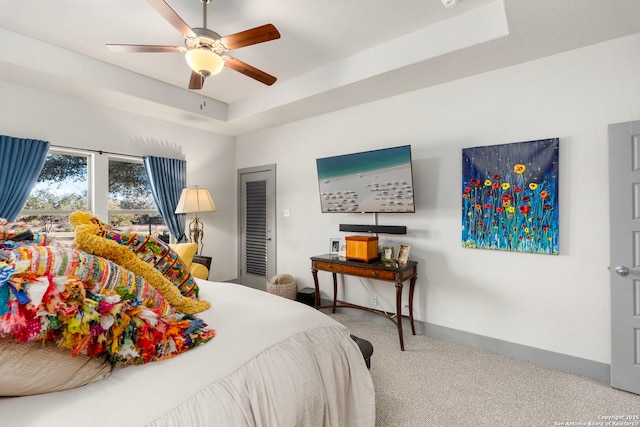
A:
0;80;237;282
236;33;640;365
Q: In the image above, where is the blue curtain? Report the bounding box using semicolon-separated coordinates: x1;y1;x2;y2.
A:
143;156;187;242
0;135;50;221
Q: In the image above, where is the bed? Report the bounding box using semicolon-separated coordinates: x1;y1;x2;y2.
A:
0;279;375;426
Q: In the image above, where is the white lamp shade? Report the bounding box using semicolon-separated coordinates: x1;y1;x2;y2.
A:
175;187;217;214
185;49;224;77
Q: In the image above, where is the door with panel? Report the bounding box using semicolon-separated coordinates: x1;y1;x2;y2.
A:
609;119;640;394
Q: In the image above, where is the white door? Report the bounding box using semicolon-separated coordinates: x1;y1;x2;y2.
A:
237;165;276;290
609;120;640;394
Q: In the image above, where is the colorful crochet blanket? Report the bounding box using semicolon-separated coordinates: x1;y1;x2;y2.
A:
0;218;215;366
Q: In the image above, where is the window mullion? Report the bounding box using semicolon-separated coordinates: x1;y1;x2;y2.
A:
93;153;109;219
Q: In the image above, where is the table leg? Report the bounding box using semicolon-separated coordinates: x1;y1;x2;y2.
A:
395;281;405;351
409;276;417;335
311;268;320;309
332;272;338;313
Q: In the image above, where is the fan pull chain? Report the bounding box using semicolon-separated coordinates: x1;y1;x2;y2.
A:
200;96;207;110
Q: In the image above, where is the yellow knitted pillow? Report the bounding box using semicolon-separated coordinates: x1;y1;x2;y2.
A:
168;243;198;268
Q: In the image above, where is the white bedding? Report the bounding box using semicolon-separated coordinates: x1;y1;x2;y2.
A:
0;280;375;426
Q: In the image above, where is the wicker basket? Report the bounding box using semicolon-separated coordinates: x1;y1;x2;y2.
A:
267;274;297;300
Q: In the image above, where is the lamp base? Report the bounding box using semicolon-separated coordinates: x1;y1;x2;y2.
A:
188;215;205;254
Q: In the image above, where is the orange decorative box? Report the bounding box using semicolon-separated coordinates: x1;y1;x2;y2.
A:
345;236;379;262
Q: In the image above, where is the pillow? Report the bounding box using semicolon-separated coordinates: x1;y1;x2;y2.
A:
0;218;55;247
69;211;210;315
3;246;216;366
12;244;170;316
0;338;112;396
190;262;209;280
169;242;198;268
0;218;32;242
70;212;200;299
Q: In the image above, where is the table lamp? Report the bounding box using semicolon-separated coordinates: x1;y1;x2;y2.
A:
175;186;216;254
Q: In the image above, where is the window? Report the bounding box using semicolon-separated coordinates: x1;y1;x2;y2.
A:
18;150;167;242
108;157;167;238
18;149;90;241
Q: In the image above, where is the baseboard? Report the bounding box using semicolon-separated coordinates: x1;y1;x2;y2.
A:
327;302;610;383
421;321;610;383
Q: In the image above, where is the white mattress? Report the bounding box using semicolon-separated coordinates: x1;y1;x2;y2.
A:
0;280;375;426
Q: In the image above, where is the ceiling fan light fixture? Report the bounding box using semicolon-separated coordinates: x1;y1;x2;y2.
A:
185;48;224;77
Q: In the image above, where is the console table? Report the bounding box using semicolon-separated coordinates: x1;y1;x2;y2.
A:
310;254;417;351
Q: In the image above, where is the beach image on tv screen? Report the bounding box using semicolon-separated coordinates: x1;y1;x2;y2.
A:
316;145;415;213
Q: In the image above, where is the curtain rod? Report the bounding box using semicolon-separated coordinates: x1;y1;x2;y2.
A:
51;144;144;159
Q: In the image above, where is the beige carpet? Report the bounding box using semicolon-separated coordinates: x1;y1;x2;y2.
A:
324;310;640;427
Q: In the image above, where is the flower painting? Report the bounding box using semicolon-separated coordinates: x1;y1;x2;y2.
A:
461;138;559;255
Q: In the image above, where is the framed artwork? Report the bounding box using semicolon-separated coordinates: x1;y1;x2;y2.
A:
461;138;559;255
397;244;410;266
381;246;395;263
330;238;341;255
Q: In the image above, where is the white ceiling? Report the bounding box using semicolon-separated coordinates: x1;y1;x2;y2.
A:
0;0;639;136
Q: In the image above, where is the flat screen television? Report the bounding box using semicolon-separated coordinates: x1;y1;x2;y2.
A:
316;145;415;213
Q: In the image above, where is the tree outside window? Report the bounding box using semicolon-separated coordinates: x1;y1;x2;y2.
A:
18;150;89;241
108;157;168;238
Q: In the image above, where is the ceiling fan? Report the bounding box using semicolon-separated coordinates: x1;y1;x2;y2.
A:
106;0;280;89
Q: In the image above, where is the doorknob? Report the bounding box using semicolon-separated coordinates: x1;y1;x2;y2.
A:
613;266;629;276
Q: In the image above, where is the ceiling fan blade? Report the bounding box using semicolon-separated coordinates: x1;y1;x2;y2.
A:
225;57;277;86
146;0;197;38
106;44;186;53
188;71;204;90
221;24;280;51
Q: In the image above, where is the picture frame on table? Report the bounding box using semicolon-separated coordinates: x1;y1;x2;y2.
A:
330;238;341;255
338;243;347;258
397;244;411;266
381;246;395;264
